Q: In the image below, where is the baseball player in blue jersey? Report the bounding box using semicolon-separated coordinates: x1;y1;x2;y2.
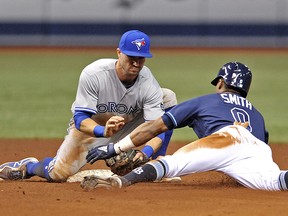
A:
0;30;177;182
83;61;288;191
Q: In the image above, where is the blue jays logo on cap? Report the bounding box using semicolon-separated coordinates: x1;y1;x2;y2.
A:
119;30;152;58
131;38;146;50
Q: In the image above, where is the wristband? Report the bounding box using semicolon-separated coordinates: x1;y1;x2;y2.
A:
93;125;105;137
114;135;136;154
141;145;154;158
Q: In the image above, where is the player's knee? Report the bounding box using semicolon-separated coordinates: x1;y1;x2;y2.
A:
48;160;78;182
49;168;71;182
161;88;177;110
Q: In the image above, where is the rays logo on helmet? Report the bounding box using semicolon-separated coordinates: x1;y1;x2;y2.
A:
231;72;243;86
131;38;146;50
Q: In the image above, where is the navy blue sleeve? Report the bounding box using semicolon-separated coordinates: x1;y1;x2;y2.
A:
162;113;175;130
161;98;199;130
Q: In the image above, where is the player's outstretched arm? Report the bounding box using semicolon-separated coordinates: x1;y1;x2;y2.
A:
78;116;124;138
86;117;168;164
128;117;168;147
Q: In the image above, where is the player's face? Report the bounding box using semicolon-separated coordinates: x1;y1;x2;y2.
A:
117;49;146;77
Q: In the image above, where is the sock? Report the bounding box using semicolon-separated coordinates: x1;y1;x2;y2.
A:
121;161;166;186
279;171;288;190
26;157;54;180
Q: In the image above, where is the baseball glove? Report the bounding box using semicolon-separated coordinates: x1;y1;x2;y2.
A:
105;149;150;176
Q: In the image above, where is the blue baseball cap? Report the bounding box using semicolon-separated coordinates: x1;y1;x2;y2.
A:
119;30;152;58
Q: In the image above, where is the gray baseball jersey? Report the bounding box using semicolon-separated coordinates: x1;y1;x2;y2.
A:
72;58;164;122
23;58;167;181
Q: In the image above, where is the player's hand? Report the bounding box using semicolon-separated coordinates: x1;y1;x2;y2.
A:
86;143;116;164
104;116;125;137
132;150;147;162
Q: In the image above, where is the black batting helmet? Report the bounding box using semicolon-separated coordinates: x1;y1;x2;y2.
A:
211;61;252;97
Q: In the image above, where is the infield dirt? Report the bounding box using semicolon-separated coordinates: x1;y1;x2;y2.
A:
0;139;288;216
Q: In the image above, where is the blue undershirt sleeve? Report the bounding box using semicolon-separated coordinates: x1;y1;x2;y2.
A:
141;133;165;158
74;111;93;130
156;132;165;142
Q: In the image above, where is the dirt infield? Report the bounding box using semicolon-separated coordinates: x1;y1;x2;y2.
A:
0;139;288;216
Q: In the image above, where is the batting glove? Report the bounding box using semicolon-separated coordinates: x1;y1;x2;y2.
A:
86;143;116;164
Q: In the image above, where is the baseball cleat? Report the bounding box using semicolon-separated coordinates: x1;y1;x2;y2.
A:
0;157;38;180
80;175;123;191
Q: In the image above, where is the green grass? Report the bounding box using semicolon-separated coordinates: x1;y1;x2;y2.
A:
1;48;288;143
